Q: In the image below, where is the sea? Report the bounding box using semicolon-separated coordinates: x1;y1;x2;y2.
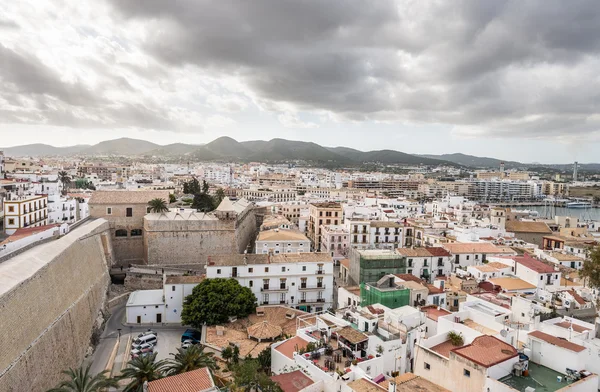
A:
513;205;600;221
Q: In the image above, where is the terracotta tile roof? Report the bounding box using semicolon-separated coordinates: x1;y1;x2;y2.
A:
148;367;214;392
0;224;59;246
347;378;385;392
528;330;586;352
486;261;512;269
394;274;423;283
426;284;443;295
567;290;587;305
452;336;518;367
396;248;434;257
506;221;552;234
426;247;451;257
89;190;170;205
247;320;283;340
516;256;556;273
442;242;504;254
339;258;350;269
430;340;457;358
380;373;450;392
271;370;315;392
257;229;309;242
275;336;310;359
555;321;591;333
337;326;369;344
343;285;361;295
421;305;452;322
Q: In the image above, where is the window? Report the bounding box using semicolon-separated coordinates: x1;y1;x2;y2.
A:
302;266;306;271
281;266;285;272
131;229;143;236
424;363;430;370
249;280;253;287
407;269;412;274
265;267;269;272
106;207;112;215
126;208;133;217
115;229;127;237
466;255;470;260
299;243;303;247
172;286;175;291
287;243;291;247
408;259;413;267
540;276;543;280
217;269;221;274
463;369;470;377
8;218;14;225
248;268;253;273
8;206;14;212
275;243;280;247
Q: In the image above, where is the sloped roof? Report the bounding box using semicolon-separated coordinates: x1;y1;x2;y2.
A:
247;320;283;340
337;326;368;344
257;229;309;242
452;335;518;367
216;196;235;211
271;370;315;392
516;256;556;273
148;367;214;392
275;336;309;359
442;242;504;254
506;221;552;233
89;190;170;205
528;330;586;352
0;224;59;246
488;277;536;291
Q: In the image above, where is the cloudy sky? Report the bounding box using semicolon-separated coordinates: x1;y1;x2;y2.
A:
1;1;599;163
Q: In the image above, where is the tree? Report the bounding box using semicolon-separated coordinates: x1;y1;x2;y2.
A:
47;364;118;392
257;346;271;373
231;360;282;392
232;345;240;365
58;171;71;196
581;245;600;288
192;193;215;212
183;178;201;195
120;353;167;392
222;346;233;364
181;278;257;327
214;188;226;206
169;194;176;203
148;198;169;213
165;345;216;376
202;180;209;195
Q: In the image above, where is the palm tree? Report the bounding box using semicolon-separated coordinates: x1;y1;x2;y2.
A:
58;171;71;196
147;198;169;213
165;345;216;376
47;364;118;392
120;353;167;392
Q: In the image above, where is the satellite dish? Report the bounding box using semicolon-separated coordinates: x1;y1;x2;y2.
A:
500;329;508;337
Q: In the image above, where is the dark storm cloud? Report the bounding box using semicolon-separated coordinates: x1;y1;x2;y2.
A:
108;0;600;138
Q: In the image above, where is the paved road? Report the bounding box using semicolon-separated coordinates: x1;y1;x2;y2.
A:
88;303;126;375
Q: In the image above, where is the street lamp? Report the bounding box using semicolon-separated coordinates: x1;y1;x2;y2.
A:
117;328;122;341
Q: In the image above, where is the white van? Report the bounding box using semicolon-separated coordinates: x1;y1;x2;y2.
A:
132;334;157;347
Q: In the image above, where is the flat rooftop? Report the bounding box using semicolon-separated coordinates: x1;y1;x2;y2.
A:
499;362;576;391
127;289;164;306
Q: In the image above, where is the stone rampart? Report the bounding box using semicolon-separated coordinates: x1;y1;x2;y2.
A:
0;219;112;392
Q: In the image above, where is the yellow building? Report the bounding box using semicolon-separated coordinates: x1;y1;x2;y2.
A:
308;202;342;251
3;195;48;234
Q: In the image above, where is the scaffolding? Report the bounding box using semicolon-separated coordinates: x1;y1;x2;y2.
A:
360;283;410;309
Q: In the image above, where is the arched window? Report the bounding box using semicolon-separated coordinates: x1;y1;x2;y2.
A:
131;229;143;237
115;229;128;237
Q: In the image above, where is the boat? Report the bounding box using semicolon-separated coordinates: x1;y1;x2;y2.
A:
566;201;592;209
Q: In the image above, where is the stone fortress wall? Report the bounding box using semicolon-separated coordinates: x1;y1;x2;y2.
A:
0;219;112;392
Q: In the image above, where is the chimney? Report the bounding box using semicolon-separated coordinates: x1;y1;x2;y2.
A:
388;381;396;392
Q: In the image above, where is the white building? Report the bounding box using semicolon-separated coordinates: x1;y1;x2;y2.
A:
3;194;48;234
206;253;334;313
488;255;561;289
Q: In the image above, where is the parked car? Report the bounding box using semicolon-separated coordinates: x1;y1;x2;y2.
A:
181;339;196;349
131;342;155;351
131;351;154;359
132;334;157;348
181;329;201;344
137;330;158;339
131;345;154;356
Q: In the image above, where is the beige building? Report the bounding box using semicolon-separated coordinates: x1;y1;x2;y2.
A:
255;228;310;254
3;194;48;234
143;197;256;268
89;190;170;265
308;202;342;251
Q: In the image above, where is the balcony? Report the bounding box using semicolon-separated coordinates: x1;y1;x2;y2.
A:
260;286;288;292
298;284;326;291
315;270;324;275
299;298;326;304
262;301;289;305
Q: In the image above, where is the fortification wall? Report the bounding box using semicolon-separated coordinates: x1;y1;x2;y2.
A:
0;219;112;392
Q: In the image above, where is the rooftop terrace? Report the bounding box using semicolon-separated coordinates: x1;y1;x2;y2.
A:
499;362;578;391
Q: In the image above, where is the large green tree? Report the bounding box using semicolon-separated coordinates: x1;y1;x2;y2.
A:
231;359;282;392
214;188;226;206
120;353;167;392
165;345;216;376
47;364;118;392
181;278;257;327
58;171;71;196
581;245;600;288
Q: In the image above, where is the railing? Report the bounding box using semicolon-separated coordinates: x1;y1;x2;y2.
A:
298;284;325;291
315;270;324;275
260;286;288;292
262;300;289;305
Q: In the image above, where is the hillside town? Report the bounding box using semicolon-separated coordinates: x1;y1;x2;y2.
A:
1;145;600;392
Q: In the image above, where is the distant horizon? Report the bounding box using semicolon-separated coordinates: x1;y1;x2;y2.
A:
0;135;592;165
